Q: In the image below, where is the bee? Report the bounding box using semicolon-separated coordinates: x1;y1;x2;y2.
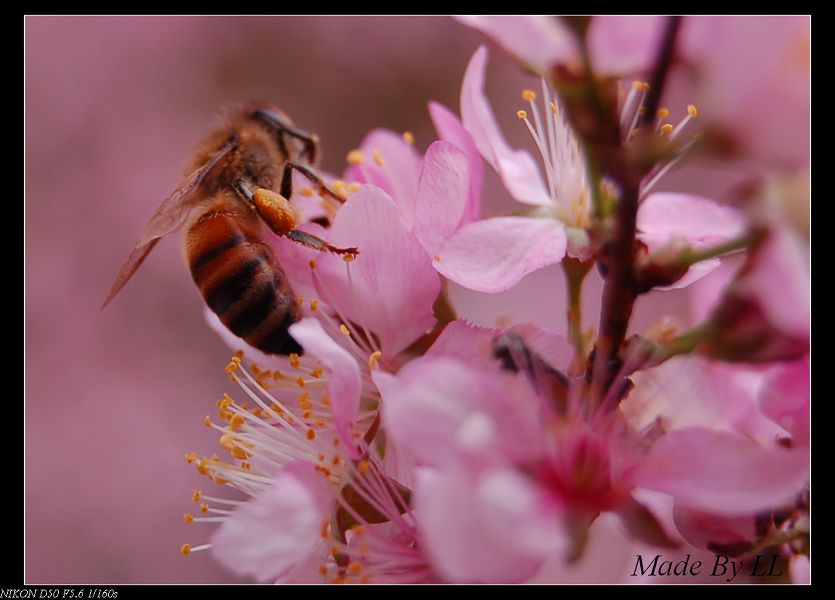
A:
102;102;357;355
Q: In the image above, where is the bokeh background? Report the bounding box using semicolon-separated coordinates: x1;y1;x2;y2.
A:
25;16;809;583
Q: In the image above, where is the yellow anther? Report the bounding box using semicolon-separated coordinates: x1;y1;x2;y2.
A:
315;418;326;427
229;413;245;431
522;89;537;101
659;123;674;134
339;324;351;336
213;476;228;485
290;353;301;368
346;149;365;165
296;376;306;388
348;182;362;193
241;462;251;470
307;428;317;441
402;131;415;145
632;80;645;90
295;296;304;307
550;101;559;114
348;561;363;574
200;503;209;514
433;254;441;262
298;391;311;404
231;446;249;460
368;350;382;371
302;410;312;419
687;104;699;118
180;544;191;556
357;460;370;474
203;415;212;428
183;513;194;524
192;490;201;502
657;107;670;118
225;360;239;374
300;187;315;197
219;394;234;410
310;368;324;378
372;149;385;166
342;253;355;263
310;298;319;311
516;109;528;120
309;259;317;270
185;452;197;464
234;350;244;359
273;370;284;380
219;433;237;451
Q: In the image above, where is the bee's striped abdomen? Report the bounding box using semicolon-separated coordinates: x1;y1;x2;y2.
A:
186;205;302;356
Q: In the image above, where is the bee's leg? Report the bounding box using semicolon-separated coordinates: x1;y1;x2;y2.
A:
285;229;359;258
251;109;319;164
281;161;347;205
233;179;358;257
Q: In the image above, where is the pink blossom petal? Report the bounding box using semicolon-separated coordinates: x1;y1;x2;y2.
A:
635;427;809;515
425;319;500;369
624;357;784;444
454;16;576;73
428;101;483;223
375;356;543;467
412;141;473;255
759;357;810;446
320;185;440;356
734;229;810;339
414;467;560;582
210;462;331;582
527;513;635;583
588;16;667;74
461;47;552;206
434;216;566;293
289;318;361;455
343;129;423;226
638;193;746;248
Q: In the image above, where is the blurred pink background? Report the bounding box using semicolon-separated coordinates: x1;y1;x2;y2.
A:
25;16;808;583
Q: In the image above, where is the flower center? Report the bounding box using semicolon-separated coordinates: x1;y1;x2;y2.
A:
515;82;592;229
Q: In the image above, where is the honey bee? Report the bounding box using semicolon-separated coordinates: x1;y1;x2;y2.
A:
102;102;357;355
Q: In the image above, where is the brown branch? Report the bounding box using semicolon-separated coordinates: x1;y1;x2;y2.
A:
589;16;683;400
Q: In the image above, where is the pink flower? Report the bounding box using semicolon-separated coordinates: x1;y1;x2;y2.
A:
455;16;667;76
458;16;810;168
430;47;745;293
185;317;433;583
375;320;808;581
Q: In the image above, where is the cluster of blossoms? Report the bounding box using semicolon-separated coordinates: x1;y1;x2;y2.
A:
180;16;809;584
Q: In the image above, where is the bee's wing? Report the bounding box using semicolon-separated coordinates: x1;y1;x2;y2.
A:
101;139;237;309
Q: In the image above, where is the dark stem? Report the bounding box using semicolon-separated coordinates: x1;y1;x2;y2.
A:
589;16;683;400
635;16;682;131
